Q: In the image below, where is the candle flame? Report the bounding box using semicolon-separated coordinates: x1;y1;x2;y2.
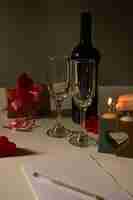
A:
108;97;113;106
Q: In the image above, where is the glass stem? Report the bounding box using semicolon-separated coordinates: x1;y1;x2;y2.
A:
80;109;86;130
56;99;63;125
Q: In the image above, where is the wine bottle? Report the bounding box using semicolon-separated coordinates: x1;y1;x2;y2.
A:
71;11;100;125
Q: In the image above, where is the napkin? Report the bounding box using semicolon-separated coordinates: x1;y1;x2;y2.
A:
21;155;125;200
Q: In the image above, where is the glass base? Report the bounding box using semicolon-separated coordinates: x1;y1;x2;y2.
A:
68;131;97;147
46;123;70;138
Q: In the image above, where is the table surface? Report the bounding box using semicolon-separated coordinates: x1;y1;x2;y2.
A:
0;87;133;200
0;117;132;200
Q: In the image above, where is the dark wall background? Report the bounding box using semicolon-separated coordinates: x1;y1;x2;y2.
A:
0;0;133;86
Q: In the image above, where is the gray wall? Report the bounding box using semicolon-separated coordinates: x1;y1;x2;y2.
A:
0;0;133;86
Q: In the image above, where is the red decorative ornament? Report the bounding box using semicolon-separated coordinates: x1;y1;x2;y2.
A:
16;72;33;90
7;72;50;118
14;73;35;113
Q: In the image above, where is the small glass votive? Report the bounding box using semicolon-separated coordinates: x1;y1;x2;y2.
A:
117;114;133;158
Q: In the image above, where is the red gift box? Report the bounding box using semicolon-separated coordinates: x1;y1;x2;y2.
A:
7;73;51;118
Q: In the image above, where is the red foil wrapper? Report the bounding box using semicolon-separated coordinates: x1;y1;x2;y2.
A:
7;73;50;118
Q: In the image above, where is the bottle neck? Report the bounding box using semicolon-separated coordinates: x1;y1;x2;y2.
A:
80;12;92;46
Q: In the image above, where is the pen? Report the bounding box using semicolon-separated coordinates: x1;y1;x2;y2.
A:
33;171;104;200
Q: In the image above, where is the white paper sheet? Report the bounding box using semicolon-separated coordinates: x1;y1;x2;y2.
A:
21;155;125;200
106;191;132;200
89;153;133;198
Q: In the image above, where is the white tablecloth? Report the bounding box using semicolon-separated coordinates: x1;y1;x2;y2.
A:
0;117;132;200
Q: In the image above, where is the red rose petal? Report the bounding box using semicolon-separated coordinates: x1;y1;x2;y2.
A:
0;137;16;156
0;136;9;144
8;142;16;150
0;144;10;157
6;142;16;155
0;142;7;150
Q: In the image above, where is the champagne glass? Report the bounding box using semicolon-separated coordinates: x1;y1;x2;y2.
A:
46;56;71;138
68;58;97;147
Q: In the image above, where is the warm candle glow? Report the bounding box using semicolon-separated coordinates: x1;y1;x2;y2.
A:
102;97;117;119
107;97;113;106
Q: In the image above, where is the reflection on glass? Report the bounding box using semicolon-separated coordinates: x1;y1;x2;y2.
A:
68;59;97;147
46;56;72;138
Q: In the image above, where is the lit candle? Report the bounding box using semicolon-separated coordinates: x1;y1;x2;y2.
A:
99;97;119;153
102;97;117;119
108;97;113;111
100;97;118;134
